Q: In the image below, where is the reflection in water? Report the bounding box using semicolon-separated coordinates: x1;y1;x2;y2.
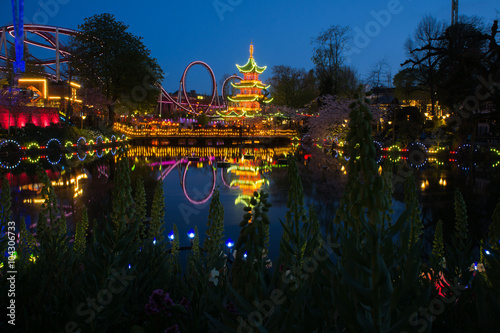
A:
4;142;500;258
228;158;269;206
128;145;294;208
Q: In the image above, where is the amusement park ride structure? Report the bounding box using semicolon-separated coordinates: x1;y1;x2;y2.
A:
0;21;258;117
1;5;268;118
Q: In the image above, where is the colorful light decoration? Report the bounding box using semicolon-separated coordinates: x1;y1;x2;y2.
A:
77;151;87;161
26;142;40;163
0;139;21;169
0;135;120;169
373;140;383;164
77;136;86;146
87;140;95;156
220;43;272;118
387;145;401;163
46;138;62;165
168;230;175;241
456;144;471;171
95;148;104;158
408;142;428;168
491;148;500;168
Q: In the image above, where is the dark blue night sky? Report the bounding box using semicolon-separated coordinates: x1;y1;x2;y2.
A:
1;0;499;93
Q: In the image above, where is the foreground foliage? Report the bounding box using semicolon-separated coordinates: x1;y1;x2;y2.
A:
1;92;500;332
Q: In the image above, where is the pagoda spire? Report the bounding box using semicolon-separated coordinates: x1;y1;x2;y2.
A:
220;43;273;118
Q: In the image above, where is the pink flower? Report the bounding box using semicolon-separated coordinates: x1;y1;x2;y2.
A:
145;289;175;316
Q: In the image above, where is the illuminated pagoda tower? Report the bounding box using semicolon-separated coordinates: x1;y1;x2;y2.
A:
223;43;273;117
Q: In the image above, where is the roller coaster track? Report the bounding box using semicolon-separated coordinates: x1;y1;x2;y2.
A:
159;62;242;115
0;24;78;80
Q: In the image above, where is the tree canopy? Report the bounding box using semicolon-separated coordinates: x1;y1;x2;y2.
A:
311;25;358;98
70;13;164;124
268;65;317;108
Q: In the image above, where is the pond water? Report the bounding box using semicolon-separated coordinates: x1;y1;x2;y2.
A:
3;143;500;259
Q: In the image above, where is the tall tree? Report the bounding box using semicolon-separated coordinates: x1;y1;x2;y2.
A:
0;175;12;230
110;153;135;234
134;177;147;241
338;65;360;98
268;65;317;108
366;57;392;90
311;25;352;97
402;15;445;116
204;188;225;263
392;67;423;104
71;13;164;124
431;219;445;269
436;16;489;110
74;206;89;256
149;181;165;243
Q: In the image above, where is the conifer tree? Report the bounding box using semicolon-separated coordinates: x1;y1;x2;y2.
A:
110;153;135;234
0;175;12;230
188;226;201;274
134;177;147;240
36;166;67;241
232;190;271;301
489;197;500;249
18;217;37;262
405;173;422;247
167;224;180;277
204;188;225;260
278;157;315;270
431;220;445;269
74;206;89;255
283;156;307;242
331;88;427;331
454;189;468;240
381;162;394;226
149;181;165;242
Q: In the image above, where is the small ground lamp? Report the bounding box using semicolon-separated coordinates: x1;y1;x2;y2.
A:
226;238;234;254
188;228;195;245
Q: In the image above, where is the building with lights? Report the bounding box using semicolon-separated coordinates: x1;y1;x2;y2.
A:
221;43;272;118
0;78;82;129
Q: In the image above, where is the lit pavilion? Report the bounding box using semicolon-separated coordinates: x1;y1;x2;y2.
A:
224;43;273;117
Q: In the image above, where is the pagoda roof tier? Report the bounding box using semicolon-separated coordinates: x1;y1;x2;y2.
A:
231;81;270;89
236;58;267;74
228;94;273;103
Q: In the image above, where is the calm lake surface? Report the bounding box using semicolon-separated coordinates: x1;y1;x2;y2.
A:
4;143;500;259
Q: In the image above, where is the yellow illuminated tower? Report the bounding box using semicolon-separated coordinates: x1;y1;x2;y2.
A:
223;43;273;117
228;157;268;206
